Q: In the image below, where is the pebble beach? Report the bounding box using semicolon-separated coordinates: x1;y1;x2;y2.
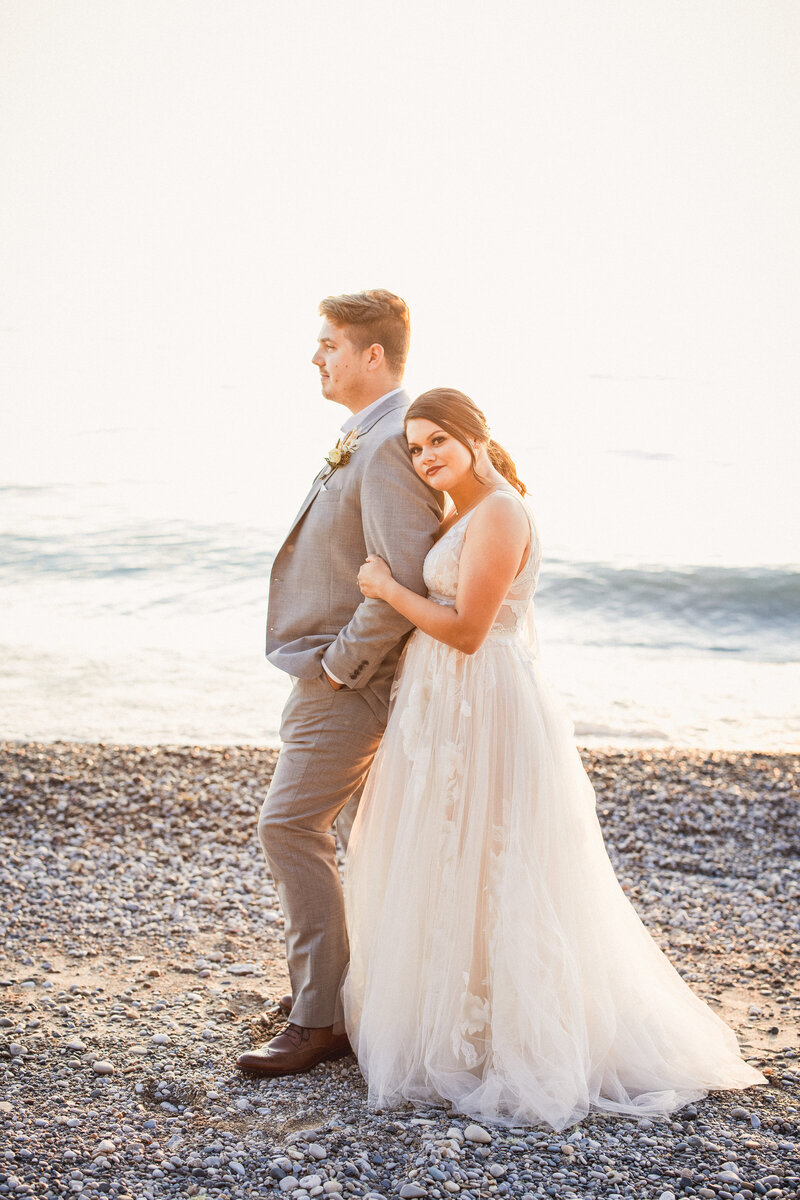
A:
0;741;798;1200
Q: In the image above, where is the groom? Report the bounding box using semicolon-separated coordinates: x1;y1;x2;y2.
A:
237;289;442;1076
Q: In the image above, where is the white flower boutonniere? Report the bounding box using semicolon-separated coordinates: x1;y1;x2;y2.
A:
324;427;361;473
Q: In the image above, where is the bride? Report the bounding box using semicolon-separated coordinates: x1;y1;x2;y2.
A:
342;386;764;1131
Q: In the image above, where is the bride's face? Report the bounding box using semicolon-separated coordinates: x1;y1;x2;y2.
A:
406;418;475;492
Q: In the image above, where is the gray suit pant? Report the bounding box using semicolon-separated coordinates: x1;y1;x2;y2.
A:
258;675;385;1028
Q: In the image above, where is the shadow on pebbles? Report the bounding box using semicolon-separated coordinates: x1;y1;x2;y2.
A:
0;742;798;1199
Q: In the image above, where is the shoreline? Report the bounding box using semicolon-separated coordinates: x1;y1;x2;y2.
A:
0;742;797;1198
3;738;799;755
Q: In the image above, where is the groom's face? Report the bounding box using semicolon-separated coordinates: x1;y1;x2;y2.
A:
312;319;369;407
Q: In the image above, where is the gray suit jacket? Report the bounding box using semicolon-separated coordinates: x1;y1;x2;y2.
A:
266;391;443;720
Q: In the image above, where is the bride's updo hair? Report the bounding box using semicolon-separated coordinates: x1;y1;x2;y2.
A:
406;388;527;496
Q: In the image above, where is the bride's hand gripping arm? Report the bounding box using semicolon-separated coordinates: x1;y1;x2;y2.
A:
357;493;530;655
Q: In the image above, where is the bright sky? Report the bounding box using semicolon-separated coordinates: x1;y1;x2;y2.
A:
2;1;799;561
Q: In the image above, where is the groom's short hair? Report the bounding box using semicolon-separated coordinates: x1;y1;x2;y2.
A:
319;289;410;376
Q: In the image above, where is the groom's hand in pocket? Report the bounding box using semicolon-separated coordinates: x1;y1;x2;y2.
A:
321;664;344;690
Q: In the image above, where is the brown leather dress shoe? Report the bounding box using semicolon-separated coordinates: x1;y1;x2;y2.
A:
237;1023;351;1077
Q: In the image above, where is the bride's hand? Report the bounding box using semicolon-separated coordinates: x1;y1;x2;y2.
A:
358;554;393;599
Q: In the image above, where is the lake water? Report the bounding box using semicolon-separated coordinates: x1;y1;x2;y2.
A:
2;420;798;750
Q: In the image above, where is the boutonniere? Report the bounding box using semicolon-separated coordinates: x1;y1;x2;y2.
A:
324;427;361;473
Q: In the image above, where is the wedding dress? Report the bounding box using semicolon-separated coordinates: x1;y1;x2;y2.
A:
342;493;764;1130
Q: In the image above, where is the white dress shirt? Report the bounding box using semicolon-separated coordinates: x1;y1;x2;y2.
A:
339;387;403;435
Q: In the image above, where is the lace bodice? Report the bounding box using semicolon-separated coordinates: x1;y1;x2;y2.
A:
423;492;542;640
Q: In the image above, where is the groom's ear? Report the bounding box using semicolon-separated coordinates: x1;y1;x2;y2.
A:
365;342;386;371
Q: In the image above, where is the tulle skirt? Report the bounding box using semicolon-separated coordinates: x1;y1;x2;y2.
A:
342;628;764;1130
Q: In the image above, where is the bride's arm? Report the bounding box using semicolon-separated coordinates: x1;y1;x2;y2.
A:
358;493;530;654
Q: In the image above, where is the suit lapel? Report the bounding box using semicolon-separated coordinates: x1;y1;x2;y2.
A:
284;469;328;540
280;391;409;544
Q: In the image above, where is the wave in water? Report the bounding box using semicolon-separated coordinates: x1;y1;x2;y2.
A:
537;559;800;659
1;514;798;660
